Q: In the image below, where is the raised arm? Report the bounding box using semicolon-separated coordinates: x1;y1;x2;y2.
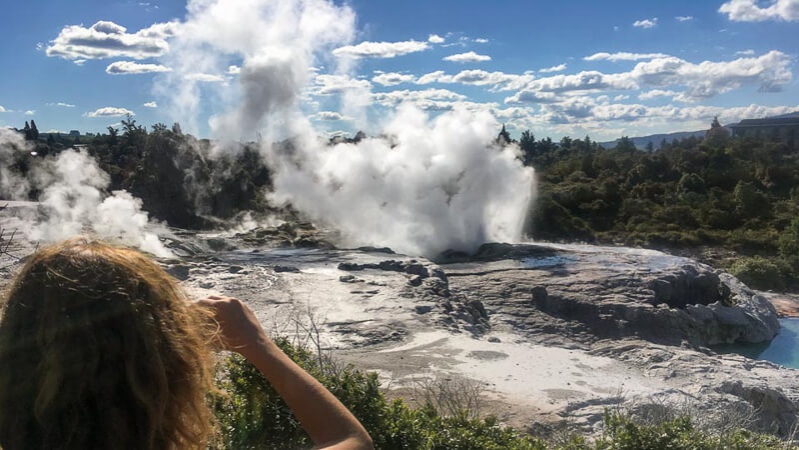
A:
198;296;373;450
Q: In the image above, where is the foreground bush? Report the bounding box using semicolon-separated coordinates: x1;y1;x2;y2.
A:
213;338;545;449
212;339;795;449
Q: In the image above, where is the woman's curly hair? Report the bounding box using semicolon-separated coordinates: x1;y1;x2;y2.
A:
0;238;217;449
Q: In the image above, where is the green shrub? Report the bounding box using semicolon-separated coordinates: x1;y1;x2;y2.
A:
729;257;787;291
212;339;546;449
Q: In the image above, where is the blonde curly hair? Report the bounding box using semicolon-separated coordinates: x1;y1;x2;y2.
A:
0;238;217;449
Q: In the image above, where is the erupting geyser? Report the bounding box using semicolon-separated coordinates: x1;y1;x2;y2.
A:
162;0;536;257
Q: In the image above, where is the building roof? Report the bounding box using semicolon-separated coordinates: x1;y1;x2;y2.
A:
731;117;799;129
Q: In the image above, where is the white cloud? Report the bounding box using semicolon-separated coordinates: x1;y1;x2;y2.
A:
371;88;467;110
719;0;799;22
539;64;567;73
333;40;428;59
633;18;658;28
585;52;670;62
504;91;559;105
313;74;372;95
474;38;489;44
0;106;8;113
46;20;179;61
676;15;694;22
428;34;445;44
417;69;534;91
105;61;172;74
443;51;491;63
631;50;792;100
506;50;792;103
736;49;756;56
313;111;350;121
372;72;416;86
638;89;678;100
143;101;158;108
24;110;35;116
86;107;135;117
185;73;226;82
52;102;75;108
227;65;241;75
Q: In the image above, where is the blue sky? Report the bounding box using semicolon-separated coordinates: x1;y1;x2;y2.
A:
1;0;798;141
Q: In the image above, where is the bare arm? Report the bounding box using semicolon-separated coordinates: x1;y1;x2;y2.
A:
198;296;373;450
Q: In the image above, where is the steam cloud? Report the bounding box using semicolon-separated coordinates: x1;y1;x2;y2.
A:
161;0;536;256
0;132;172;257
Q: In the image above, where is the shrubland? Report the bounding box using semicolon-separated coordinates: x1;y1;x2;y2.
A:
212;338;796;449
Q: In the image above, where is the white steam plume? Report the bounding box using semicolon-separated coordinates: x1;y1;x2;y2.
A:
273;105;535;256
28;150;173;257
0;134;173;257
160;0;536;257
0;128;32;199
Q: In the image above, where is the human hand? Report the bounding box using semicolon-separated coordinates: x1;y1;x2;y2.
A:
196;295;270;358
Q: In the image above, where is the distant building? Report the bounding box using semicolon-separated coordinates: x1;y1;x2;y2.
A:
730;117;799;144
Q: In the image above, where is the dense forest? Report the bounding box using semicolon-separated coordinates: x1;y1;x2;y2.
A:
5;116;799;290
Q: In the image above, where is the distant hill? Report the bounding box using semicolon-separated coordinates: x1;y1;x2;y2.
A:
599;110;799;150
599;129;713;150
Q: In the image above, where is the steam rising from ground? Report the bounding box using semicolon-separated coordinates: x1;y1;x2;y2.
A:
164;0;536;256
0;133;171;257
273;107;535;256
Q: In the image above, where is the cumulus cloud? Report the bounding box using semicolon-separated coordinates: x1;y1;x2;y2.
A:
313;74;372;95
0;106;7;113
106;61;172;74
584;52;670;61
633;18;658;28
417;69;534;91
333;40;428;59
676;15;694;21
24;110;35;116
474;38;489;44
506;50;792;104
638;89;678;100
312;111;350;121
504;91;559;105
539;64;567;73
632;50;792;100
46;20;178;61
371;88;467;107
86;107;135;117
443;51;491;63
428;34;445;44
227;65;241;75
719;0;799;22
143;101;158;108
372;72;416;86
736;49;756;56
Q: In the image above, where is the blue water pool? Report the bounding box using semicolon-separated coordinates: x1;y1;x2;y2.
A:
757;318;799;369
717;318;799;369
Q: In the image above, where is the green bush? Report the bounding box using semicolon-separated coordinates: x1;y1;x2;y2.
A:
729;257;787;291
212;340;796;449
212;339;546;449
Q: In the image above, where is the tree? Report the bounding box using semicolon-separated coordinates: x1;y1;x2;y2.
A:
29;120;39;141
496;124;511;145
705;116;730;146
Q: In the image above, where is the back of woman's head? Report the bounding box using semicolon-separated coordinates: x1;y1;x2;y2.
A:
0;238;216;450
